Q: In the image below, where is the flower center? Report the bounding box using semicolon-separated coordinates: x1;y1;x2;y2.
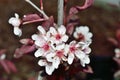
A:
78;33;84;40
43;44;50;51
70;46;76;53
56;50;64;58
55;34;61;40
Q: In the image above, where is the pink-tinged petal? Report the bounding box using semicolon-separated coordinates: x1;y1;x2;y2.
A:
56;44;65;50
84;55;90;64
64;45;69;56
13;27;22;37
73;32;78;39
84;47;91;54
80;55;90;67
45;64;55;75
50;27;57;35
53;57;60;69
46;53;55;62
15;13;19;18
68;53;74;65
6;60;17;73
34;38;45;47
58;25;66;35
37;26;46;34
75;50;85;59
0;60;10;74
61;35;69;42
31;34;38;40
38;59;47;66
34;48;44;57
88;33;93;38
70;41;76;45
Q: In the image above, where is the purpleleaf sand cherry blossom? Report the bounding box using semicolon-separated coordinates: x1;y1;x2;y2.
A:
74;26;93;43
8;13;22;37
32;26;53;57
49;25;69;44
65;41;91;66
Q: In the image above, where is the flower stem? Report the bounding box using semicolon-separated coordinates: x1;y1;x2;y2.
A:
57;0;64;26
25;0;49;19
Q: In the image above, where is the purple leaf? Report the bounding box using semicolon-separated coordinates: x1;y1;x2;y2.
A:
20;39;34;45
22;14;46;25
14;45;36;58
6;60;17;73
42;16;54;31
83;66;93;73
66;24;74;35
0;60;10;74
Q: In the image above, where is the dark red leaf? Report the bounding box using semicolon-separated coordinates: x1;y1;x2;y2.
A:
14;45;36;58
0;60;10;74
83;66;93;73
22;14;46;25
66;24;74;35
42;16;54;31
6;60;17;73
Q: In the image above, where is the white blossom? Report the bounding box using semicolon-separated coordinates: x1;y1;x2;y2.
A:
66;41;91;67
49;25;69;44
46;44;67;69
74;26;93;42
8;13;22;37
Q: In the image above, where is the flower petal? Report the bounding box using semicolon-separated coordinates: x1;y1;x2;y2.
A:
53;56;60;69
38;59;47;66
61;35;69;42
13;27;22;37
31;34;38;40
56;44;65;50
45;64;55;75
75;50;85;59
50;27;57;35
58;25;66;35
46;53;55;62
37;26;46;34
68;53;74;65
64;44;69;56
34;48;44;57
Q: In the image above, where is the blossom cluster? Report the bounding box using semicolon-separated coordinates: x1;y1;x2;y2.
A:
31;25;92;75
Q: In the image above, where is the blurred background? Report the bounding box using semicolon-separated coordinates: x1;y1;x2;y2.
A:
0;0;120;80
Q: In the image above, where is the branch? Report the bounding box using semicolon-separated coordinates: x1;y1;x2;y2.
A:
57;0;64;26
25;0;49;19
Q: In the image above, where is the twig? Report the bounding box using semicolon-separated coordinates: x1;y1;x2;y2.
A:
25;0;49;19
57;0;64;26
